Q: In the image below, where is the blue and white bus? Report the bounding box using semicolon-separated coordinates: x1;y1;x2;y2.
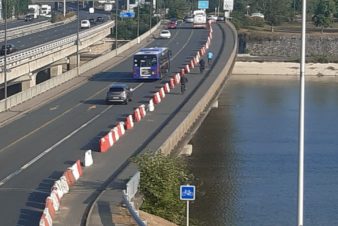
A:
133;47;171;80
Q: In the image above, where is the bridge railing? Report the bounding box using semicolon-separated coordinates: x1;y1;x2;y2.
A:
0;20;115;67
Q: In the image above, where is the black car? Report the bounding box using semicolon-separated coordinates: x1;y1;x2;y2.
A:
0;43;17;55
106;83;133;104
25;14;34;22
96;16;104;23
89;18;96;24
217;16;225;21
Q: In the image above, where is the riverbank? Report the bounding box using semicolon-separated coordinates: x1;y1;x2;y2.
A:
232;61;338;80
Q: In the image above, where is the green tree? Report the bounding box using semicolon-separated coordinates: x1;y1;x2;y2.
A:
133;152;193;225
166;0;190;19
312;0;336;32
2;0;30;18
262;0;292;27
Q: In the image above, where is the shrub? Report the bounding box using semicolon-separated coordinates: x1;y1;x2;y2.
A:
133;152;193;225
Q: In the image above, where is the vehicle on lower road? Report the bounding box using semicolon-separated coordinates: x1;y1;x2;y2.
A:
0;43;17;55
81;19;91;29
106;83;132;104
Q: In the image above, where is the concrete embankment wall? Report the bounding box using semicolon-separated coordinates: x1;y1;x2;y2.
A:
0;22;161;112
158;22;238;155
238;31;338;58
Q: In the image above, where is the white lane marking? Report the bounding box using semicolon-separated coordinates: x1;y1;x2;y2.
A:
0;82;144;186
0;105;113;187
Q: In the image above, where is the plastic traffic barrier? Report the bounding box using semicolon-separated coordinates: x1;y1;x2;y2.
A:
134;108;142;122
126;115;134;130
153;92;161;104
116;121;125;136
84;150;94;167
169;78;175;89
159;87;166;99
139;104;146;118
164;83;170;93
185;64;190;73
148;99;155;112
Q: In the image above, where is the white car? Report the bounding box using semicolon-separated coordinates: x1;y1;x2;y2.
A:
159;30;171;39
81;20;91;29
251;13;264;19
207;15;218;21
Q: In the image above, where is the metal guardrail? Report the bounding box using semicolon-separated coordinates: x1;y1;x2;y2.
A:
125;171;140;202
0;16;77;41
0;20;114;67
122;171;147;226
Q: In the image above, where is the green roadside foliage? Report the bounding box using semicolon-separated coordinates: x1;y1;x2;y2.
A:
132;152;194;225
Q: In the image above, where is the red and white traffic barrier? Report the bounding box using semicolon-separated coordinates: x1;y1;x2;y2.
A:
111;127;120;142
139;104;146;118
169;78;175;89
180;68;185;77
159;87;166;99
125;114;134;129
164;83;170;93
153;92;161;104
174;73;181;85
99;130;115;153
185;64;190;73
134;108;142;122
39;208;53;226
190;59;195;69
116;121;125;136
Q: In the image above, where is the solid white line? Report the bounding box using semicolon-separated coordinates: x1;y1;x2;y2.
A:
0;105;113;187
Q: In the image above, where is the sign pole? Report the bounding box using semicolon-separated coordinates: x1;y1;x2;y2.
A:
186;200;189;226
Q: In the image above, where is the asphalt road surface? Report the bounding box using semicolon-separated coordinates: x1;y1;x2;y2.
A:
0;10;109;52
0;21;236;226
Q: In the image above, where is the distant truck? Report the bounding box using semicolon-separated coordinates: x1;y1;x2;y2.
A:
193;10;207;28
28;4;40;19
104;4;113;11
40;5;52;17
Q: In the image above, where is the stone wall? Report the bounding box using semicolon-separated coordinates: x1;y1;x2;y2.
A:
238;31;338;58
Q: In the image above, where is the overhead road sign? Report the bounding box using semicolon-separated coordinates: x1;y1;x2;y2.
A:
223;0;234;11
198;0;209;9
119;11;135;18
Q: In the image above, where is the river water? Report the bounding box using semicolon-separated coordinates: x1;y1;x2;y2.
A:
188;77;338;226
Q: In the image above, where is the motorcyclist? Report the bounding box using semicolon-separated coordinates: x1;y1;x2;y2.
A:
199;59;206;73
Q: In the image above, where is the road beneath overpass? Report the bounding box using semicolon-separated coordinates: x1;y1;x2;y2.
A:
0;10;109;52
0;21;236;225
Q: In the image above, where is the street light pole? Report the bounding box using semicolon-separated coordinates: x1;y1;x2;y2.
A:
4;0;8;111
298;0;307;226
77;0;80;76
149;0;152;33
115;0;118;55
137;0;140;44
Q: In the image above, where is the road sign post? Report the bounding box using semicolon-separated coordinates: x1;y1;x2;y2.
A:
180;185;195;226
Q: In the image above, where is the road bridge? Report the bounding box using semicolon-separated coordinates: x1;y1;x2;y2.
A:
0;21;237;225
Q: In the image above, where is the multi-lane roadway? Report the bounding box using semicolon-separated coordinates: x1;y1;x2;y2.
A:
0;20;236;226
0;10;109;53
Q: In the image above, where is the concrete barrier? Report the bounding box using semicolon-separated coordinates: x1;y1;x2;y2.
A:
0;22;162;113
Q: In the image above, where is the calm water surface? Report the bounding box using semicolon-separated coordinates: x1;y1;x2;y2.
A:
189;78;338;226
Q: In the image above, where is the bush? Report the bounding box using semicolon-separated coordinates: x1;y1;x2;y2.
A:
51;12;75;23
133;152;194;225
